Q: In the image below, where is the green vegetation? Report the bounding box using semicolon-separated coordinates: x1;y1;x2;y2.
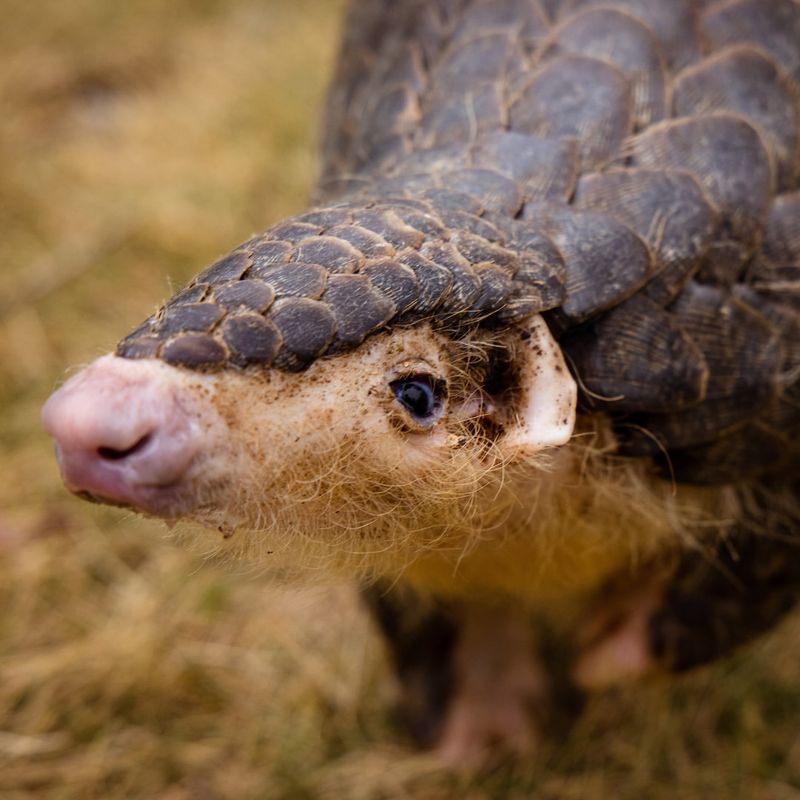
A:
1;1;799;796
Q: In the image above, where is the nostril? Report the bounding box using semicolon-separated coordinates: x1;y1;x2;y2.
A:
97;433;153;462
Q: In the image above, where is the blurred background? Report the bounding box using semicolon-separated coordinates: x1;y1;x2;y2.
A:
2;1;800;797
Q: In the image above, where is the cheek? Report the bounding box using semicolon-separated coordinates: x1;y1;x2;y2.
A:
216;372;455;495
320;390;449;477
359;426;455;488
401;428;451;471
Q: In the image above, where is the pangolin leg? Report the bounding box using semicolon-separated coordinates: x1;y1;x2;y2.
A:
363;586;550;764
434;603;548;766
576;488;800;686
362;585;459;748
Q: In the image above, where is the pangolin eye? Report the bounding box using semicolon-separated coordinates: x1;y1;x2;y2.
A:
390;377;444;422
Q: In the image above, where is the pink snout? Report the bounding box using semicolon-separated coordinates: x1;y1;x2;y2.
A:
42;355;204;515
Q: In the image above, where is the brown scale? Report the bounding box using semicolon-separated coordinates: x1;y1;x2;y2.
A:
540;7;668;130
631;113;775;285
350;209;425;250
559;0;701;69
212;280;276;313
161;334;228;371
422;82;506;148
248;239;293;271
754;193;800;312
395;249;454;314
503;229;566;308
418;241;483;314
761;193;800;266
290;237;360;274
468;131;579;201
437;208;504;242
701;0;800;83
509;54;633;171
268;220;323;243
521;203;654;324
432;31;522;93
574;168;718;304
195;250;252;284
270;298;336;369
442;168;523;215
619;282;785;454
220;315;282;368
672;45;800;190
364;85;421;144
562;294;708;413
323;274;397;349
324;225;395;260
377;201;447;238
115;0;800;696
361;259;420;313
448;230;518;273
416;188;483;215
538;0;561;23
253;263;327;300
157;303;222;336
450;0;549;44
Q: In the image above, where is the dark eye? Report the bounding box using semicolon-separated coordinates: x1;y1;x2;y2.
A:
390;376;444;423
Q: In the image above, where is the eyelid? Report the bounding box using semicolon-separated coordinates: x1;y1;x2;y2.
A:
387;358;440;383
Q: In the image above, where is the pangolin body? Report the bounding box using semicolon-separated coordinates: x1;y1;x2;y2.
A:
119;0;799;487
44;0;800;758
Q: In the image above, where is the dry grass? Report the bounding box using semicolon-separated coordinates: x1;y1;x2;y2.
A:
2;1;800;797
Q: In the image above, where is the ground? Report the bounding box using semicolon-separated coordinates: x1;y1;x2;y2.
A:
1;1;800;797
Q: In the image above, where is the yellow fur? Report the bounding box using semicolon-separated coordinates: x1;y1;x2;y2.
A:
163;325;738;607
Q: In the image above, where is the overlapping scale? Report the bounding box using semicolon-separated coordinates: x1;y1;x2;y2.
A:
117;0;799;491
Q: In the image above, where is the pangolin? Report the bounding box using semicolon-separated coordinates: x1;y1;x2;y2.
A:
42;0;800;761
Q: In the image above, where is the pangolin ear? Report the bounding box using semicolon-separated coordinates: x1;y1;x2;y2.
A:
496;315;577;457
